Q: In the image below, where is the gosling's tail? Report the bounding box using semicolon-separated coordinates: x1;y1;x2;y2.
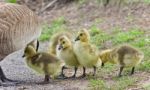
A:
95;58;102;67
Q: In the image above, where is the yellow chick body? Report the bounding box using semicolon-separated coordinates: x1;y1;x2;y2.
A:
99;49;118;65
74;29;102;77
99;45;144;76
56;35;79;78
74;41;101;67
24;45;64;82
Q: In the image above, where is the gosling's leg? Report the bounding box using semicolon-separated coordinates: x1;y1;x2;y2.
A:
104;0;110;7
0;66;19;86
118;66;124;77
101;63;105;67
57;66;68;79
93;66;96;76
131;67;135;75
43;75;50;84
69;67;78;79
37;75;50;84
79;67;86;78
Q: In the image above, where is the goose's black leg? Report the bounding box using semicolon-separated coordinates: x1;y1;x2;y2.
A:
0;66;19;86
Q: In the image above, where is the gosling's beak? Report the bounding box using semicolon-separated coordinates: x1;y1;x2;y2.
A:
58;45;63;50
22;54;25;58
75;36;80;41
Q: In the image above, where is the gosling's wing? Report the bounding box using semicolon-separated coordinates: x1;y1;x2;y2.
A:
38;52;60;64
84;44;97;54
31;53;41;64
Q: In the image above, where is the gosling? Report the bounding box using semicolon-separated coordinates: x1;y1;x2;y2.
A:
48;32;71;55
99;45;144;77
48;31;72;79
73;29;102;77
56;35;80;78
23;45;64;83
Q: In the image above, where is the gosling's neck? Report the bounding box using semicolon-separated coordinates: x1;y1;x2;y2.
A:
80;38;90;43
62;45;72;51
26;50;36;59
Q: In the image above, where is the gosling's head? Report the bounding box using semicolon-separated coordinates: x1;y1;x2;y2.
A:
58;35;72;50
22;45;36;58
75;29;90;42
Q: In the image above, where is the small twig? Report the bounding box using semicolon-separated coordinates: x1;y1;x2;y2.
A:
39;0;58;14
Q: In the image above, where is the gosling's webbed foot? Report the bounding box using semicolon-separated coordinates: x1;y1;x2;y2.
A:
68;67;78;79
93;66;96;76
0;78;20;87
118;74;122;77
68;75;76;80
56;74;68;79
37;81;49;85
70;75;76;78
78;67;86;79
2;77;19;83
37;75;50;85
36;81;49;85
0;82;17;87
78;74;86;79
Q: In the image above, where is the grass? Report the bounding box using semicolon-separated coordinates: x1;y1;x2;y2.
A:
144;85;150;90
112;76;137;90
89;76;137;90
39;17;67;41
89;79;107;90
112;28;144;45
90;25;112;47
143;0;150;4
5;0;17;3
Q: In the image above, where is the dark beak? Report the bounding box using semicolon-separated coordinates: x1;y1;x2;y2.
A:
22;54;25;58
58;45;63;50
75;36;80;41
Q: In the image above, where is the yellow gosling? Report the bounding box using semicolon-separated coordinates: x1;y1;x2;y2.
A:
99;45;144;77
56;35;80;78
74;29;102;77
23;45;64;83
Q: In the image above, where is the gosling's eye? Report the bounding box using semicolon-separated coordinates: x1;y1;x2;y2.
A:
80;33;83;36
62;41;65;44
